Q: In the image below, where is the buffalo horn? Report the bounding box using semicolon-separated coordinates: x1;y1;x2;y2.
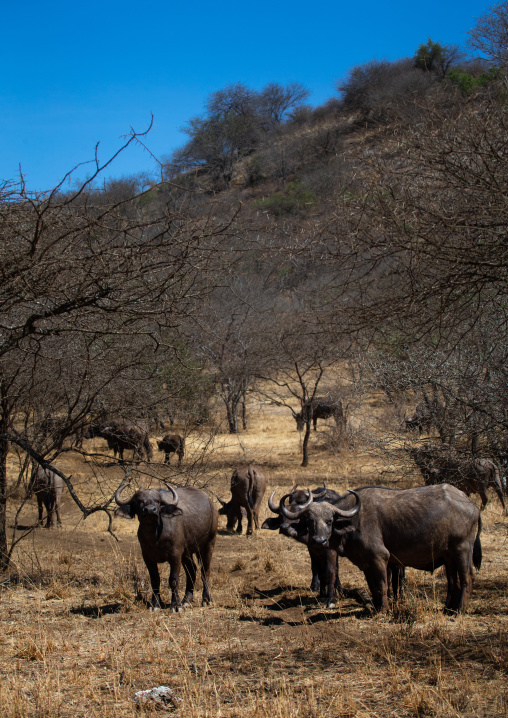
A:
313;485;326;496
280;489;313;519
160;483;179;507
331;490;361;518
114;481;133;506
267;490;280;514
216;494;226;507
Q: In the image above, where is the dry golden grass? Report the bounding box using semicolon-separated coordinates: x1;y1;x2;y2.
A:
1;396;507;717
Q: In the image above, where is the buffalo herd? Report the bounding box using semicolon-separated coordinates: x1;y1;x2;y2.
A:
25;405;508;616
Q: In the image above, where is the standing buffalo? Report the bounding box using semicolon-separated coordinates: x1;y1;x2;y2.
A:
29;466;64;528
115;483;218;611
276;484;482;614
157;434;185;466
408;444;506;511
218;464;266;535
263;485;347;607
294;398;345;432
405;402;443;434
84;420;153;463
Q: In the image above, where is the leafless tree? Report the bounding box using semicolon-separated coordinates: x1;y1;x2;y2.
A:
0;137;246;570
467;1;508;67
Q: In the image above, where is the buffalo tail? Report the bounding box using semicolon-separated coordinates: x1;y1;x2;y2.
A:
473;515;482;571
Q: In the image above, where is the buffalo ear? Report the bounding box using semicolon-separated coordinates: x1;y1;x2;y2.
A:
115;504;135;520
160;505;183;518
261;517;281;530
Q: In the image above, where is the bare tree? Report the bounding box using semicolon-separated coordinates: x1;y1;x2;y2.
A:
0;140;245;570
467;1;508;67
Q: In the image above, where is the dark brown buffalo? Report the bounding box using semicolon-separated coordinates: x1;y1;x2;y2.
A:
84;420;153;463
29;466;64;528
262;485;348;607
157;434;185;466
278;484;482;614
405;402;443;434
115;483;218;611
408;444;506;511
218;464;266;535
294;398;345;432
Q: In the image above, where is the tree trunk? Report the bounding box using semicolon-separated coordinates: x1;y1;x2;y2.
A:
301;420;311;467
0;427;9;572
241;394;247;431
226;401;239;434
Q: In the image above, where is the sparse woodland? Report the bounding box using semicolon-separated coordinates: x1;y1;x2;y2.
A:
1;5;508;716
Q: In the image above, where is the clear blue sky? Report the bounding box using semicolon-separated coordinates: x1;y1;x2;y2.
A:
0;1;494;192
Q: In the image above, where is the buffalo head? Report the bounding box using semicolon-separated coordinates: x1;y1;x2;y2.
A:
278;489;361;547
114;483;182;523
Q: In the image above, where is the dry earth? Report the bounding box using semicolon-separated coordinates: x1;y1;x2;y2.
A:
1;396;507;717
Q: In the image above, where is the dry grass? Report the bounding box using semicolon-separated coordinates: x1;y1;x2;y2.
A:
1;397;507;717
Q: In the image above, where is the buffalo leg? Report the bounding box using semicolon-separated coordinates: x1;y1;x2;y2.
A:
37;496;44;523
164;452;171;465
168;556;184;612
182;555;197;606
479;488;488;510
445;554;472;614
493;484;506;512
309;553;321;592
363;555;390;612
324;549;340;608
388;565;405;600
44;495;53;528
143;556;162;609
200;541;215;606
245;505;255;535
235;508;243;534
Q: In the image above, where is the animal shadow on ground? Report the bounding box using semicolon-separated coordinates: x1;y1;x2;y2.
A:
71;602;123;618
240;585;372;626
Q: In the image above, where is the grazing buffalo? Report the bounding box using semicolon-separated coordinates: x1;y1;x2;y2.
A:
157;434;185;466
218;464;266;535
294;398;345;432
84;420;153;463
277;484;482;614
263;485;347;607
408;444;506;511
115;483;218;611
29;466;64;528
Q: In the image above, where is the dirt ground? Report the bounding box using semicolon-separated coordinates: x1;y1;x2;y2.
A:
1;397;507;717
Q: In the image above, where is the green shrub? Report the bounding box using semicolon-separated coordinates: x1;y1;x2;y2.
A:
254;179;316;216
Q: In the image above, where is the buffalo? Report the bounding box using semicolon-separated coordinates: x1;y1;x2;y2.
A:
408;444;506;512
405;402;443;434
157;434;185;466
276;484;482;614
294;398;345;432
84;420;153;463
29;465;64;528
263;485;349;607
218;464;266;535
115;482;218;611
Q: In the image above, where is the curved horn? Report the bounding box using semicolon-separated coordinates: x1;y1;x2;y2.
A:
114;481;133;506
160;482;179;507
215;493;226;507
280;489;313;520
313;486;326;496
268;490;280;514
331;490;361;518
